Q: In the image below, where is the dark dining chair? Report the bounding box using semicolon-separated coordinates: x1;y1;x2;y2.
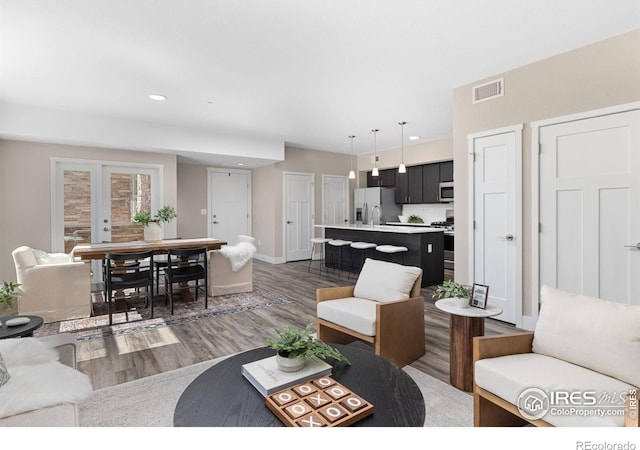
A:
164;247;208;314
104;250;154;325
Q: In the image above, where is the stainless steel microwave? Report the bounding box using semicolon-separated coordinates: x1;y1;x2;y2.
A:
439;182;454;203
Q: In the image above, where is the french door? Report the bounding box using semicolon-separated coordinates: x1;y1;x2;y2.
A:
51;159;162;280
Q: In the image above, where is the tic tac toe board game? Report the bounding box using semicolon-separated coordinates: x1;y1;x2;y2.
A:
265;375;374;427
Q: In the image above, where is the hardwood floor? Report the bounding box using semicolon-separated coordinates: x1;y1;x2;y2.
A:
76;259;521;391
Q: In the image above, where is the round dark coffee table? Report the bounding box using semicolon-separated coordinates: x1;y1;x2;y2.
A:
0;315;44;339
174;344;425;427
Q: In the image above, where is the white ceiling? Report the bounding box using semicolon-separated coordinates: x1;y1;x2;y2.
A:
1;0;639;167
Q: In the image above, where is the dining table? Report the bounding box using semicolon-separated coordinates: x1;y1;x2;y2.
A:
72;238;227;305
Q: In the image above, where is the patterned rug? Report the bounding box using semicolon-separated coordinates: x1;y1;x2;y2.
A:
34;287;291;342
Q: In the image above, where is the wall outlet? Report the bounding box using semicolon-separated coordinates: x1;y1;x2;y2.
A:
200;209;207;215
427;243;432;253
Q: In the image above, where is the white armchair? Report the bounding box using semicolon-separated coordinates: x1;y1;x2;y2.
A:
208;235;256;296
316;258;425;367
12;246;92;323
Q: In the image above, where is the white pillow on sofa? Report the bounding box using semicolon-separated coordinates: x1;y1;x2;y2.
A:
532;285;640;387
353;258;422;303
33;249;72;265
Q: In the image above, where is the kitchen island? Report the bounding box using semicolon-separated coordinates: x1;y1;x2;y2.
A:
314;224;444;287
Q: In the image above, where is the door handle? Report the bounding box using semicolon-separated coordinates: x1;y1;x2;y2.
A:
103;227;110;232
286;220;293;224
624;242;640;250
213;221;219;224
498;234;514;241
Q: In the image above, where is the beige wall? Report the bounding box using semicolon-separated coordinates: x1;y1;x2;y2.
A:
251;146;354;261
452;29;640;320
0;139;178;282
176;164;209;239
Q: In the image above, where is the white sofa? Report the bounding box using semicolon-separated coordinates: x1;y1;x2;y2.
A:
12;246;92;323
208;235;256;296
0;334;91;426
316;258;425;368
473;285;640;427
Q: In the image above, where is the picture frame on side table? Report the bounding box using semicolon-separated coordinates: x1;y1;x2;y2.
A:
470;284;489;309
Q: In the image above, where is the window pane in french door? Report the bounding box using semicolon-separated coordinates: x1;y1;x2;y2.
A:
63;170;92;253
109;172;151;242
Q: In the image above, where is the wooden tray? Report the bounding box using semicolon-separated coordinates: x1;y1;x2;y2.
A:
265;375;374;427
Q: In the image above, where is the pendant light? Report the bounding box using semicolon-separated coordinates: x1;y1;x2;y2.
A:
348;135;356;179
371;129;379;177
398;121;407;174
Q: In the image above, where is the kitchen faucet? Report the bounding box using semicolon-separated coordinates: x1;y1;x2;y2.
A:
371;205;381;226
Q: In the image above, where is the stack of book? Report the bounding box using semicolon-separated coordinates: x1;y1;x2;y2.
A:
241;355;332;397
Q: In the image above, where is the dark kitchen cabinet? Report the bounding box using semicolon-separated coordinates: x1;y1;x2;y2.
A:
422;163;440;203
396;166;423;203
440;160;454;182
367;169;396;187
380;168;396;187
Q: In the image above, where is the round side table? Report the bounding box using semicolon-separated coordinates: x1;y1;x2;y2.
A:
0;315;44;339
435;298;502;392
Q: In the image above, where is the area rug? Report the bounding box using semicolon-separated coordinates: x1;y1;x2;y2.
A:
34;287;291;342
78;355;472;427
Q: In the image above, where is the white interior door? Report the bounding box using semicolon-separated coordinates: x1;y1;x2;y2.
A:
322;175;349;226
470;126;522;325
539;109;640;304
208;168;251;245
284;172;314;262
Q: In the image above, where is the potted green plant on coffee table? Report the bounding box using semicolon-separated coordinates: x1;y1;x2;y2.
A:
265;323;351;372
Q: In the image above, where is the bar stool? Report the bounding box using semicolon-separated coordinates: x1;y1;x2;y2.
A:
308;237;331;274
349;242;377;278
327;239;352;278
375;245;409;264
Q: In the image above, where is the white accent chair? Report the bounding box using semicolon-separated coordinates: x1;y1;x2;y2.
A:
208;235;256;296
473;285;640;427
11;246;92;323
316;258;425;367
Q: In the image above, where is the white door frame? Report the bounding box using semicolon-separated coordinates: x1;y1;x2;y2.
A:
530;101;640;328
321;174;349;227
206;167;252;241
467;124;523;327
282;171;315;262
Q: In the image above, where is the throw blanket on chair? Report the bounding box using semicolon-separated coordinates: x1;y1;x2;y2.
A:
219;241;256;272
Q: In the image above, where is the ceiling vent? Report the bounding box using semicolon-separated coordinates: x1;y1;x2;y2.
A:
472;78;504;104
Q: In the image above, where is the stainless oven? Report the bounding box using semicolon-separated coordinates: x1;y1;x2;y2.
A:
439;182;454;203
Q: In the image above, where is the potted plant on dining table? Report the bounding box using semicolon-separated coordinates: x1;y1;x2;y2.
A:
133;205;177;243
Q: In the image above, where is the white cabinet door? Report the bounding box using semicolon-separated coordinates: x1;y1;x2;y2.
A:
539;109;640;304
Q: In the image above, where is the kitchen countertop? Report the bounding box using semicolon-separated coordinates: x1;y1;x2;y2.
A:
314;224;443;234
386;222;455;236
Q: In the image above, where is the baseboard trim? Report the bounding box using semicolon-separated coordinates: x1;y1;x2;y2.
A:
253;253;286;264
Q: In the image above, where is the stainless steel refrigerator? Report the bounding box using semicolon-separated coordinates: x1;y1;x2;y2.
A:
353;187;402;225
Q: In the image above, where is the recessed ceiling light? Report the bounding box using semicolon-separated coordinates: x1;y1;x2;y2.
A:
148;94;166;101
408;135;420;140
237;162;245;166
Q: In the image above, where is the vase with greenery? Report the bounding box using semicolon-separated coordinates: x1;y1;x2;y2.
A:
407;214;424;224
0;281;21;317
133;205;177;242
265;323;351;372
432;280;471;308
